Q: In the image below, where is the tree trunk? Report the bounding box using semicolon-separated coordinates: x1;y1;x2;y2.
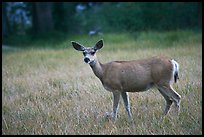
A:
32;2;54;33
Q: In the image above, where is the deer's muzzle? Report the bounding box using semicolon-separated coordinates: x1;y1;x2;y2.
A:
84;57;90;63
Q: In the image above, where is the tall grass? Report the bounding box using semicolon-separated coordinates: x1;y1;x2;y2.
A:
2;30;202;135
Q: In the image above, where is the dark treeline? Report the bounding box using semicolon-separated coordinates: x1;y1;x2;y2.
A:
2;2;202;38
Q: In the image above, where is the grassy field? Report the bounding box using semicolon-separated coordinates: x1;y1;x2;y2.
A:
2;30;202;135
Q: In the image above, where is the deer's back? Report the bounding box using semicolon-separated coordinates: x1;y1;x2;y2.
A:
101;56;173;92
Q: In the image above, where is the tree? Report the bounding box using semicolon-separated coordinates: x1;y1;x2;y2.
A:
32;2;54;33
52;2;77;33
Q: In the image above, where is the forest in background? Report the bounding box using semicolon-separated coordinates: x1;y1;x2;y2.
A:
2;2;202;45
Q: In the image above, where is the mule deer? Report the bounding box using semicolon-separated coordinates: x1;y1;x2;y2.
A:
71;39;181;121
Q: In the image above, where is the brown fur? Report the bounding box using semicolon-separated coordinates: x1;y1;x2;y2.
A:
92;56;173;92
72;40;181;121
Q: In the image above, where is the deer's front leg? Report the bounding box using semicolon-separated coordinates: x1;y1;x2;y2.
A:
121;92;133;121
111;92;121;121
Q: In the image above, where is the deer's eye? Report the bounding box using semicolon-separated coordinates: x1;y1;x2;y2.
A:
90;51;95;55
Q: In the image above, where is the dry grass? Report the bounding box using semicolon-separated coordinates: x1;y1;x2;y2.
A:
2;31;202;135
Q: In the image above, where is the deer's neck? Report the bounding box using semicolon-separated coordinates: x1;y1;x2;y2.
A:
89;58;104;81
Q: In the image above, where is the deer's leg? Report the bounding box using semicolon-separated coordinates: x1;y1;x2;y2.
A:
121;92;133;121
169;85;181;114
158;88;173;116
158;85;181;115
112;92;121;121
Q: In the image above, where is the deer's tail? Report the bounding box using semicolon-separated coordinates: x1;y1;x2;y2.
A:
171;59;179;83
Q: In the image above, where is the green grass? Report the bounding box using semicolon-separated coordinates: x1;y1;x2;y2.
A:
2;30;202;135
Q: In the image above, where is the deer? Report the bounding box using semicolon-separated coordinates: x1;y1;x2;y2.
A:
71;39;181;122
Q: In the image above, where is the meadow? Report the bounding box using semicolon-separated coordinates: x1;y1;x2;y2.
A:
2;30;202;135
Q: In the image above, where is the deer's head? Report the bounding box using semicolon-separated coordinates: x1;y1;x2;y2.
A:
72;39;103;64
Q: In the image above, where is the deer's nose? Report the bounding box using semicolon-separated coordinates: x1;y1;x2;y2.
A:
84;57;90;63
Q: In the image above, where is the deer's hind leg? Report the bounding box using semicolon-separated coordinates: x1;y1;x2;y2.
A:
158;88;173;116
158;85;181;116
169;85;181;114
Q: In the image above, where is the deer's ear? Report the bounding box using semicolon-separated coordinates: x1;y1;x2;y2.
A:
71;41;85;51
94;39;103;51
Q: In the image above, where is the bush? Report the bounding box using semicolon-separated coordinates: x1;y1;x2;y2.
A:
88;2;201;33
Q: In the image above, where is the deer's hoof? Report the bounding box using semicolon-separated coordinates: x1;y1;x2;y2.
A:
104;112;113;120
